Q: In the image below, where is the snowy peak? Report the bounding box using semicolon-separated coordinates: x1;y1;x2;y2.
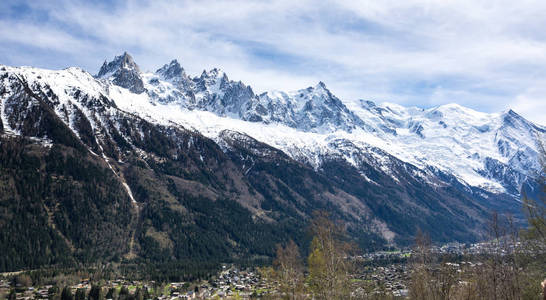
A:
347;98;543;194
200;67;225;80
500;109;543;133
193;70;255;117
151;59;195;98
93;54;364;133
295;81;341;110
195;68;229;92
299;81;328;97
249;82;365;132
155;59;185;81
144;59;255;114
96;52;145;94
289;82;365;132
97;52;140;78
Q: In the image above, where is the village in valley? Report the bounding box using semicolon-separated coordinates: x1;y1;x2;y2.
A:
0;241;509;299
1;265;268;300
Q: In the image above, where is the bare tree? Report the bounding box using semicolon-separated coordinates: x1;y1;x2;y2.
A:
409;230;459;300
409;230;432;300
307;211;353;299
273;239;305;300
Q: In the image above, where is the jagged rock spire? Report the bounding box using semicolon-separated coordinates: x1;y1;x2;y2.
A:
97;52;140;78
156;59;185;80
97;52;145;94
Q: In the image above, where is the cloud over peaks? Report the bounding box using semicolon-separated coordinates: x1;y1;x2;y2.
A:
1;0;545;125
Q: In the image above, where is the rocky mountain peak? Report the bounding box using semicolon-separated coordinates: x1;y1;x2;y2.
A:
97;52;140;78
499;109;540;133
200;68;224;79
96;52;145;94
301;81;328;96
156;59;185;80
316;81;328;90
193;68;230;93
502;109;525;124
360;100;377;108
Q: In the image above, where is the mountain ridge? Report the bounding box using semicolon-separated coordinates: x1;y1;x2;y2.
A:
0;53;543;271
3;53;543;199
91;53;544;196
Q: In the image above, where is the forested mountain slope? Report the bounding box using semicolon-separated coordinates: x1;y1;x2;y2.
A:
0;53;542;271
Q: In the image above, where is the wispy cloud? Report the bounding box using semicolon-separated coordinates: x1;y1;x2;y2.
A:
1;0;545;124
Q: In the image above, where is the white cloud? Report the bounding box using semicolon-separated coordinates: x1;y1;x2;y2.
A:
0;20;91;53
1;0;545;125
512;87;546;125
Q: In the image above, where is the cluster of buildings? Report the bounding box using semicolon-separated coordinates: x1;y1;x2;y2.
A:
1;282;58;300
352;264;410;298
1;241;519;299
0;268;269;300
357;240;512;262
356;249;412;261
200;266;267;298
143;266;269;299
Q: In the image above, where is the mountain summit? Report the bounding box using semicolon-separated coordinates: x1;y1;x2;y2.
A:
97;51;141;77
96;52;145;93
155;59;185;81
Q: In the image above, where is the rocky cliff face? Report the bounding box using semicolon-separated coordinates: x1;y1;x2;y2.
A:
97;52;145;93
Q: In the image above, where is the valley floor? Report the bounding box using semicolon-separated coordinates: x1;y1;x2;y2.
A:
4;240;542;300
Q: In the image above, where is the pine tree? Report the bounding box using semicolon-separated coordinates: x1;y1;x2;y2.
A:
75;288;86;300
61;286;74;300
134;287;143;300
118;286;129;300
105;288;116;300
88;285;102;300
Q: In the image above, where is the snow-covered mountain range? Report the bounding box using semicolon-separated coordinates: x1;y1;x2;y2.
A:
91;52;544;197
2;52;544;198
0;52;544;255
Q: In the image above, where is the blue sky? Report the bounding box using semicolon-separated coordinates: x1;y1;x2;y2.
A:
1;0;545;125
